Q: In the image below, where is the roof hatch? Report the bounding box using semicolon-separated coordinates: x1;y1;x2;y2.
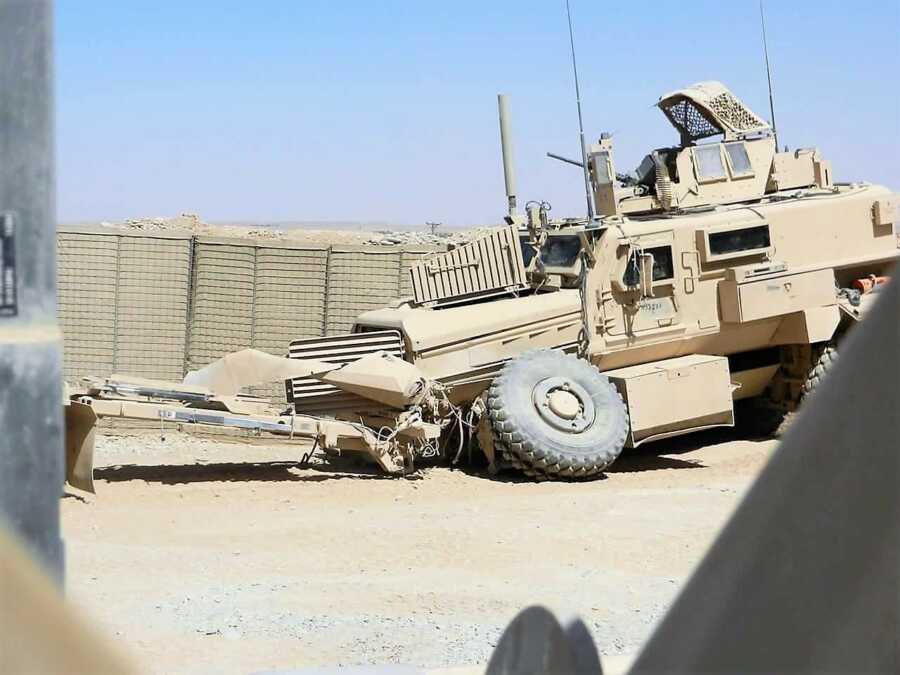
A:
657;81;771;145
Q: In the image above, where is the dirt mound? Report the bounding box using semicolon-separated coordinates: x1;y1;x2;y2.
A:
361;226;496;247
94;213;490;248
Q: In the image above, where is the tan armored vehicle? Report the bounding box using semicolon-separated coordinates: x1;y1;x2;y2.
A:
66;82;896;485
283;81;897;479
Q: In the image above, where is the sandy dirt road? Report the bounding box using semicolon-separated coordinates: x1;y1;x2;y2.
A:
61;430;776;673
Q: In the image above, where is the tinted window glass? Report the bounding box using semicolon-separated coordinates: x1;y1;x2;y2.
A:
708;224;771;256
725;142;752;175
520;237;536;267
646;245;674;281
541;236;581;266
694;145;726;181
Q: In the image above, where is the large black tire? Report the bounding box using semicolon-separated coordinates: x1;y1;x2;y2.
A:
774;342;838;436
800;343;838;400
487;350;629;480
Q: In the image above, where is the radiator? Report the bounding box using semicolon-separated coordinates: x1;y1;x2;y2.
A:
285;330;404;414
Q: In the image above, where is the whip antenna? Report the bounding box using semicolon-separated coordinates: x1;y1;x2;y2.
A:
565;0;595;221
759;0;779;148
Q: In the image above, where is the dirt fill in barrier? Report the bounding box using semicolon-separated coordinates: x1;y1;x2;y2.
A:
58;227;444;406
187;237;329;402
57;226;192;382
324;246;402;335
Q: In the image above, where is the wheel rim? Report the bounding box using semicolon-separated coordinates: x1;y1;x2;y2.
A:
532;376;595;433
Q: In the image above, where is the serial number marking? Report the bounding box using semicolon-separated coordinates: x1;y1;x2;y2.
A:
637;297;676;319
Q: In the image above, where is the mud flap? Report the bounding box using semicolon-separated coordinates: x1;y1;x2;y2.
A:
64;401;97;494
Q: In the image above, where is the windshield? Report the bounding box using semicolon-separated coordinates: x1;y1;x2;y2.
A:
519;234;582;268
541;235;582;266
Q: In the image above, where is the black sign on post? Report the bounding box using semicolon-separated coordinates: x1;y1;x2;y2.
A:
1;212;17;316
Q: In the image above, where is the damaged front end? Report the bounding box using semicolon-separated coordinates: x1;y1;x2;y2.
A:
63;348;445;493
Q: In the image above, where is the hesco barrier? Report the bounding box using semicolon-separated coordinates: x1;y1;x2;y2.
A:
58;226;193;382
323;247;438;336
187;237;331;401
57;226;443;406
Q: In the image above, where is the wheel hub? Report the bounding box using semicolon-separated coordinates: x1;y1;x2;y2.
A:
547;390;579;419
532;376;595;433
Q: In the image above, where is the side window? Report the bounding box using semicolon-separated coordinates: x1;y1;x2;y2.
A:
621;245;675;288
724;142;753;178
646;245;674;282
702;223;772;262
693;145;727;183
519;236;536;267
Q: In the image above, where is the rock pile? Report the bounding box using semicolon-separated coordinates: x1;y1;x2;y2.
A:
87;213;497;248
363;226;496;247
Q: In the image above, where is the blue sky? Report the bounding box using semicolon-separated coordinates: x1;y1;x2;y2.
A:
56;1;899;226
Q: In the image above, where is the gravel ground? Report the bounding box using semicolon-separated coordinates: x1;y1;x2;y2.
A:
61;429;776;673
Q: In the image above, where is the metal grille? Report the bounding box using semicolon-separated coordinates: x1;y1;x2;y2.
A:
663;99;721;140
410;225;527;306
286;330;404;413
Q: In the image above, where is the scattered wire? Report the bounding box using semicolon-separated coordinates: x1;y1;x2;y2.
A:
452;412;465;465
299;437;319;467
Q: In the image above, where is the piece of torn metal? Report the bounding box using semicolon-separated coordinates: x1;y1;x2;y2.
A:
183;348;339;397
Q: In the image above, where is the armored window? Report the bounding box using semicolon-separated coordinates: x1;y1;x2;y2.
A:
724;142;753;177
622;245;675;289
519;237;537;267
646;245;675;282
708;224;771;258
693;145;727;183
541;236;582;267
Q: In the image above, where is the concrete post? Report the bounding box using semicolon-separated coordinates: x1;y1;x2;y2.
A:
0;0;64;584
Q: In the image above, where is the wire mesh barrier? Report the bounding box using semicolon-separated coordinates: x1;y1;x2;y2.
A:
57;229;121;378
186;237;331;402
115;235;193;381
56;226;444;409
324;246;403;335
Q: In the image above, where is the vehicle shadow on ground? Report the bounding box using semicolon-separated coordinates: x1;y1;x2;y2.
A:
455;424;760;482
93;459;408;485
607;426;744;473
93;425;768;486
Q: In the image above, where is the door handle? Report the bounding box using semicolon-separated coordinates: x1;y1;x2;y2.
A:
681;250;701;293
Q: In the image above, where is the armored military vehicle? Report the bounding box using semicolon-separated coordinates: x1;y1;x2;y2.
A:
66;82;897;486
283;81;897;479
